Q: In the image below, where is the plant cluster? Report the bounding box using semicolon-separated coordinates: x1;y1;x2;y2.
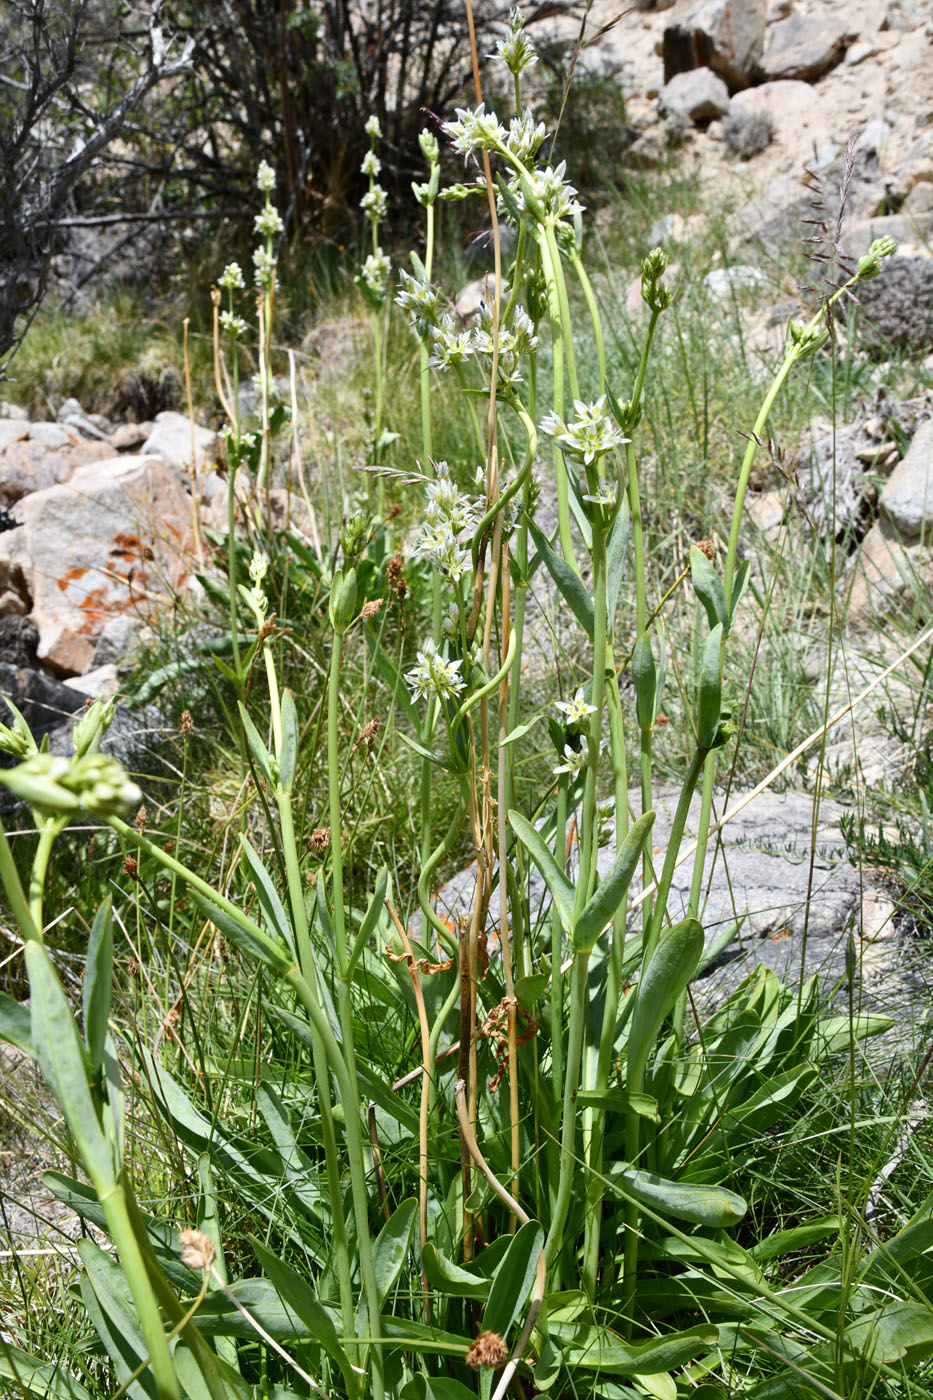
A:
2;10;931;1400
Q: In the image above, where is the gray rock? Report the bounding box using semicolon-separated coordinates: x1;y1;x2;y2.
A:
658;67;730;121
27;422;73;450
141;410;218;479
62;664;120;700
0;420;29;452
663;0;766;89
0;441;78;505
624;129;667;169
0;401;29;420
0;663;85;737
878;418;933;538
91;614;145;669
57;397;84;423
855;257;933;354
704;264;766;298
759;14;851;81
435;787;871;997
722;105;774;158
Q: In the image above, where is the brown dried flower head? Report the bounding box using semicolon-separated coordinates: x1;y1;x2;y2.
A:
308;826;331;855
180;709;194;737
179;1228;216;1273
361;599;382;620
353;716;382;755
122;855;139;881
135;805;148;830
466;1331;508;1370
258;614;277;643
696;538;716;562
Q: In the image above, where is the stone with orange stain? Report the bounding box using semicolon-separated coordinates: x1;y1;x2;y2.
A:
0;454;193;674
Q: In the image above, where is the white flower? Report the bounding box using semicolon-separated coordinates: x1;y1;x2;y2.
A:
219;310;249;339
495;7;538;75
360;185;388;221
506;111;547;163
364;115;382;140
253;245;276;290
257;160;276;192
407;640;466;703
361;149;381;177
254;205;284;238
443;103;508;159
429;314;474;370
581;482;618;508
556;688;597;725
540;396;627;465
416;518;471;581
362;249;391;297
395;269;441;338
554;739;587;777
219;262;245;291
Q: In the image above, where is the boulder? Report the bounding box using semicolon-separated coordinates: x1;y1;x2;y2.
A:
877;418;933;538
27;422;76;450
6;455;193;675
141;410;219;479
658;67;730;121
0;421;29;452
663;0;766;89
0;662;85;738
0;402;29;420
759;14;851;81
0;440;89;505
856;257;933;354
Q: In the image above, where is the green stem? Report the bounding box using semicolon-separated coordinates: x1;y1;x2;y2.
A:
571;252;605;395
28;817;65;934
537;228;573;567
0;814;41;944
543;952;590;1278
98;1183;181;1400
576;526;608;916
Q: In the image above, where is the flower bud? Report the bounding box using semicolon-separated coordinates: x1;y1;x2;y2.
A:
329;567;359;634
340;508;373;564
419;128;440;165
73;698;116;757
856;235;897;281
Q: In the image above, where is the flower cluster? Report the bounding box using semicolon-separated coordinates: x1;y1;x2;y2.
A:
219;262;245;291
252;160;282;291
359;117;391;303
495;6;538;76
395;270;441;340
443;103;509;159
505;111;547;164
361;186;388;222
406;639;465;703
414;460;477;583
554;738;587;778
361;149;381;178
219;310;249;339
240;549;270;625
362;250;391;298
501;160;584;229
428;314;474;370
472;299;538;390
541;396;627;466
556;688;596;725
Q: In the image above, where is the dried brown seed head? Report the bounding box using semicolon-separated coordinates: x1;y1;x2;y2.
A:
122;855;139;880
361;599;382;620
308;826;331;855
696;538;715;562
180;709;194;737
179;1228;216;1273
466;1331;508;1370
353;716;382;754
135;805;148;830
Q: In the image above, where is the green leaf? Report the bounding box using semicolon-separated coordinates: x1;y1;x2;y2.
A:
78;1239;156;1400
697;623;723;750
191;891;293;972
632;636;657;732
729;558;751;626
26;941;113;1189
0;1346;91;1400
346;867;389;980
371;1197;418;1310
237;702;274;785
817;1013;893;1054
845;1301;933;1365
566;1323;719;1374
484;1219;544;1341
691;546;727;631
627;918;704;1091
508;811;575;933
612;1167;746;1226
574;811;655;952
278;689;298;791
515;973;549;1011
238;837;293;951
0;989;35;1057
750;1216;841;1265
526;515;594;640
576;1089;659;1122
83;898;113;1074
606;493;630;629
250;1237;355;1388
499;716;543;749
422;1242;491;1300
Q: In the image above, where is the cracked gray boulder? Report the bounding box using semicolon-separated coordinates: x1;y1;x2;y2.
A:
663;0;766;89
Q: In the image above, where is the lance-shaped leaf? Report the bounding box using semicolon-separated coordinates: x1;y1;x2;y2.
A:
484;1220;544;1342
191;891;293;972
371;1197;418;1310
278;688;299;791
574;811;655;952
237;702;274;786
526;514;594;640
566;1323;719;1375
422;1244;491;1300
612;1166;746;1226
346;866;390;981
0;989;35;1057
82;898;113;1075
250;1237;355;1388
696;623;723;750
690;545;727;631
509;810;575;933
627;918;704;1091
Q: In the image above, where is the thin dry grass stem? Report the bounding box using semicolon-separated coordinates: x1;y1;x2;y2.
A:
497;545;520;1218
182;316;205;570
454;1079;546;1400
385;897;433;1316
288;348;323;562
